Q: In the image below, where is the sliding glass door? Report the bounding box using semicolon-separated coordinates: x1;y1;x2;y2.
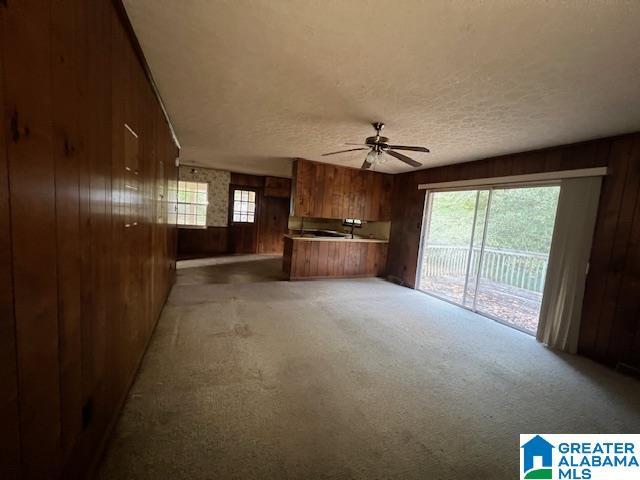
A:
419;190;479;304
418;184;560;334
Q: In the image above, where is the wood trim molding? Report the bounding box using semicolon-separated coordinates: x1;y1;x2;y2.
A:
418;167;609;190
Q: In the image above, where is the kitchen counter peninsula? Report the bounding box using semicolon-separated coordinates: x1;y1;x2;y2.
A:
283;234;388;280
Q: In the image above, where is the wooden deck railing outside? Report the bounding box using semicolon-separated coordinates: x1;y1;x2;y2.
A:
422;245;549;293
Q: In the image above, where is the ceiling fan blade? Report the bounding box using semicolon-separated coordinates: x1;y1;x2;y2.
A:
361;160;372;170
321;148;368;156
345;143;371;146
387;145;430;153
385;149;422;168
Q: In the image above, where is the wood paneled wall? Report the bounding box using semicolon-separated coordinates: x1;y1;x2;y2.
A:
264;176;292;198
178;226;229;257
579;134;640;370
284;238;388;280
0;1;179;479
0;10;20;475
258;196;290;254
291;159;393;221
386;133;640;370
179;172;291;256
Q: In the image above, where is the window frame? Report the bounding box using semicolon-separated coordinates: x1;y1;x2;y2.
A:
229;187;258;225
169;180;209;229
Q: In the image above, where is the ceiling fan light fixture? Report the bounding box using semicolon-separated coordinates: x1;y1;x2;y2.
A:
321;122;427;170
366;150;387;166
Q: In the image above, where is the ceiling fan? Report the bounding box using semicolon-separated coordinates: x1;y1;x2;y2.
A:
322;122;429;170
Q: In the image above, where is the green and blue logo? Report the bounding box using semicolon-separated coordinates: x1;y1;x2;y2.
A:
520;434;640;479
521;435;554;479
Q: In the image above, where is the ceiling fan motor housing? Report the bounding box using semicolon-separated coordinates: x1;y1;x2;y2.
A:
365;136;389;145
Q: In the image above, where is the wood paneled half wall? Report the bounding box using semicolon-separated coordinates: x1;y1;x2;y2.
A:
386;133;640;372
0;1;179;478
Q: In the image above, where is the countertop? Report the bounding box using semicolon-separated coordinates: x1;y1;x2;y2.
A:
284;234;389;244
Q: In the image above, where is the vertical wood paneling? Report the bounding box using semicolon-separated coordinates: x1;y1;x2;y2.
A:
109;9;127;415
291;159;393;221
386;134;640;370
377;244;387;276
0;5;21;476
332;165;343;219
285;239;387;279
366;243;376;274
257;196;289;254
263;176;290;198
295;237;306;275
51;0;84;459
81;0;114;450
341;168;352;219
321;165;333;218
380;174;394;221
310;241;320;275
580;138;630;356
178;227;228;256
1;1;179;478
317;241;328;276
283;236;293;275
336;242;345;276
607;150;640;366
4;1;63;477
354;170;365;219
592;138;639;359
328;242;336;277
583;136;640;368
298;162;310;216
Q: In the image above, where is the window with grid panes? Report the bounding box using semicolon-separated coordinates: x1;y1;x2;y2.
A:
232;189;256;223
168;181;208;227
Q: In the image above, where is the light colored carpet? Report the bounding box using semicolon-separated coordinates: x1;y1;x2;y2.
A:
98;255;640;479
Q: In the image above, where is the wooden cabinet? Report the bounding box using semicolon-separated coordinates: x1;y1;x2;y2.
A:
291;159;393;221
283;236;388;280
264;176;291;198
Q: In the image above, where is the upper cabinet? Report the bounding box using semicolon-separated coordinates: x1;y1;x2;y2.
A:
291;159;393;221
264;176;291;198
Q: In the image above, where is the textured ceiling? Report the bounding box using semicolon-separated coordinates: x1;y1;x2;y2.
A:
123;0;640;177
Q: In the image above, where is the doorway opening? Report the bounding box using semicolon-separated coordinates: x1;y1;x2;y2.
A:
417;184;560;334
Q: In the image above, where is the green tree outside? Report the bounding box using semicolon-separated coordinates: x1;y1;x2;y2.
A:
427;186;560;254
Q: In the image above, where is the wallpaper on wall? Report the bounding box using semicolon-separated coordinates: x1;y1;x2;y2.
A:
179;165;230;227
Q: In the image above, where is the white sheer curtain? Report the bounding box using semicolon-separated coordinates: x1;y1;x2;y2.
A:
536;176;602;353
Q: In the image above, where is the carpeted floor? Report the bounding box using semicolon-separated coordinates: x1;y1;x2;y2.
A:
97;255;640;479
